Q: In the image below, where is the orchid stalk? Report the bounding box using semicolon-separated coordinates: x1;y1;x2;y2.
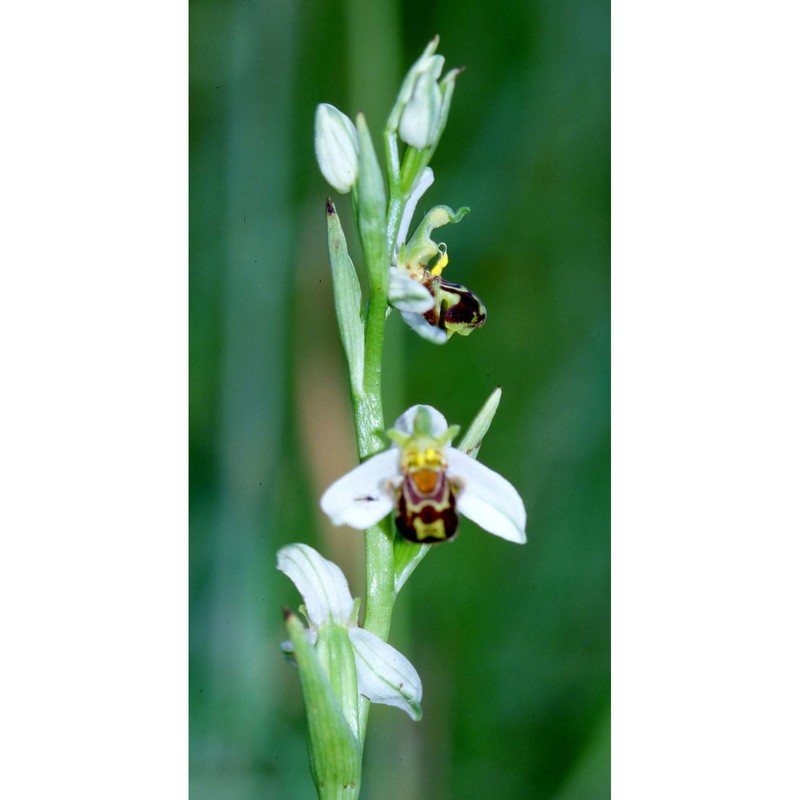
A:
279;38;528;799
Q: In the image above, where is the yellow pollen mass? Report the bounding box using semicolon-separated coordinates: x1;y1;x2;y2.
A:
429;252;449;277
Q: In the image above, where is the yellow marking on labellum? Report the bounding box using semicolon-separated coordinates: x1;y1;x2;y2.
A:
401;445;446;472
413;517;447;540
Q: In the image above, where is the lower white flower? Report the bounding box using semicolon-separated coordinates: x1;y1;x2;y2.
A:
277;543;423;720
320;405;527;544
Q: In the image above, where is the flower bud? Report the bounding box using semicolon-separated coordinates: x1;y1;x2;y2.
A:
399;70;444;149
314;103;359;194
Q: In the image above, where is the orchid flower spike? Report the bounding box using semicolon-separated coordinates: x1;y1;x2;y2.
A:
321;405;526;544
277;543;423;720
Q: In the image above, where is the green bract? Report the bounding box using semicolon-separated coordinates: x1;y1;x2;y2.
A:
326;200;365;395
284;611;361;799
353;114;388;294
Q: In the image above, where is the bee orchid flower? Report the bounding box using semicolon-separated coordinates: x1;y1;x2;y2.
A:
277;543;423;720
388;175;486;344
321;405;526;544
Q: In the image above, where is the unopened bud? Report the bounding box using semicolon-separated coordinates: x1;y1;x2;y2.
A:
399;70;443;149
314;103;359;194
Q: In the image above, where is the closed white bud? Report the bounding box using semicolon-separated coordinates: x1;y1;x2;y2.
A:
314;103;359;194
399;70;443;149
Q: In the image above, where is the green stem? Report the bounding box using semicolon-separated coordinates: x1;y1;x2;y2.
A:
354;286;395;638
362;289;387;404
350;222;396;746
399;146;429;194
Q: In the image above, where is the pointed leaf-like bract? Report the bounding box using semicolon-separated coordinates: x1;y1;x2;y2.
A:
327;199;365;394
285;611;361;798
457;386;502;459
353;114;388;293
316;623;360;740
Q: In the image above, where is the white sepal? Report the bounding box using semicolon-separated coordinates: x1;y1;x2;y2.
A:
276;543;355;626
445;448;527;543
393;404;449;438
399;311;448;344
320;449;399;529
349;627;423;721
389;269;435;313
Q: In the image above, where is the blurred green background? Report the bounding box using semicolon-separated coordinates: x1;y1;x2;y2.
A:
190;0;609;797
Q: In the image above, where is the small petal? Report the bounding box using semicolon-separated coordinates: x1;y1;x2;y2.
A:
399;311;448;344
389;270;435;313
393;404;449;438
445;448;527;543
349;627;423;721
395;167;434;251
320;449;399;529
277;544;355;626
